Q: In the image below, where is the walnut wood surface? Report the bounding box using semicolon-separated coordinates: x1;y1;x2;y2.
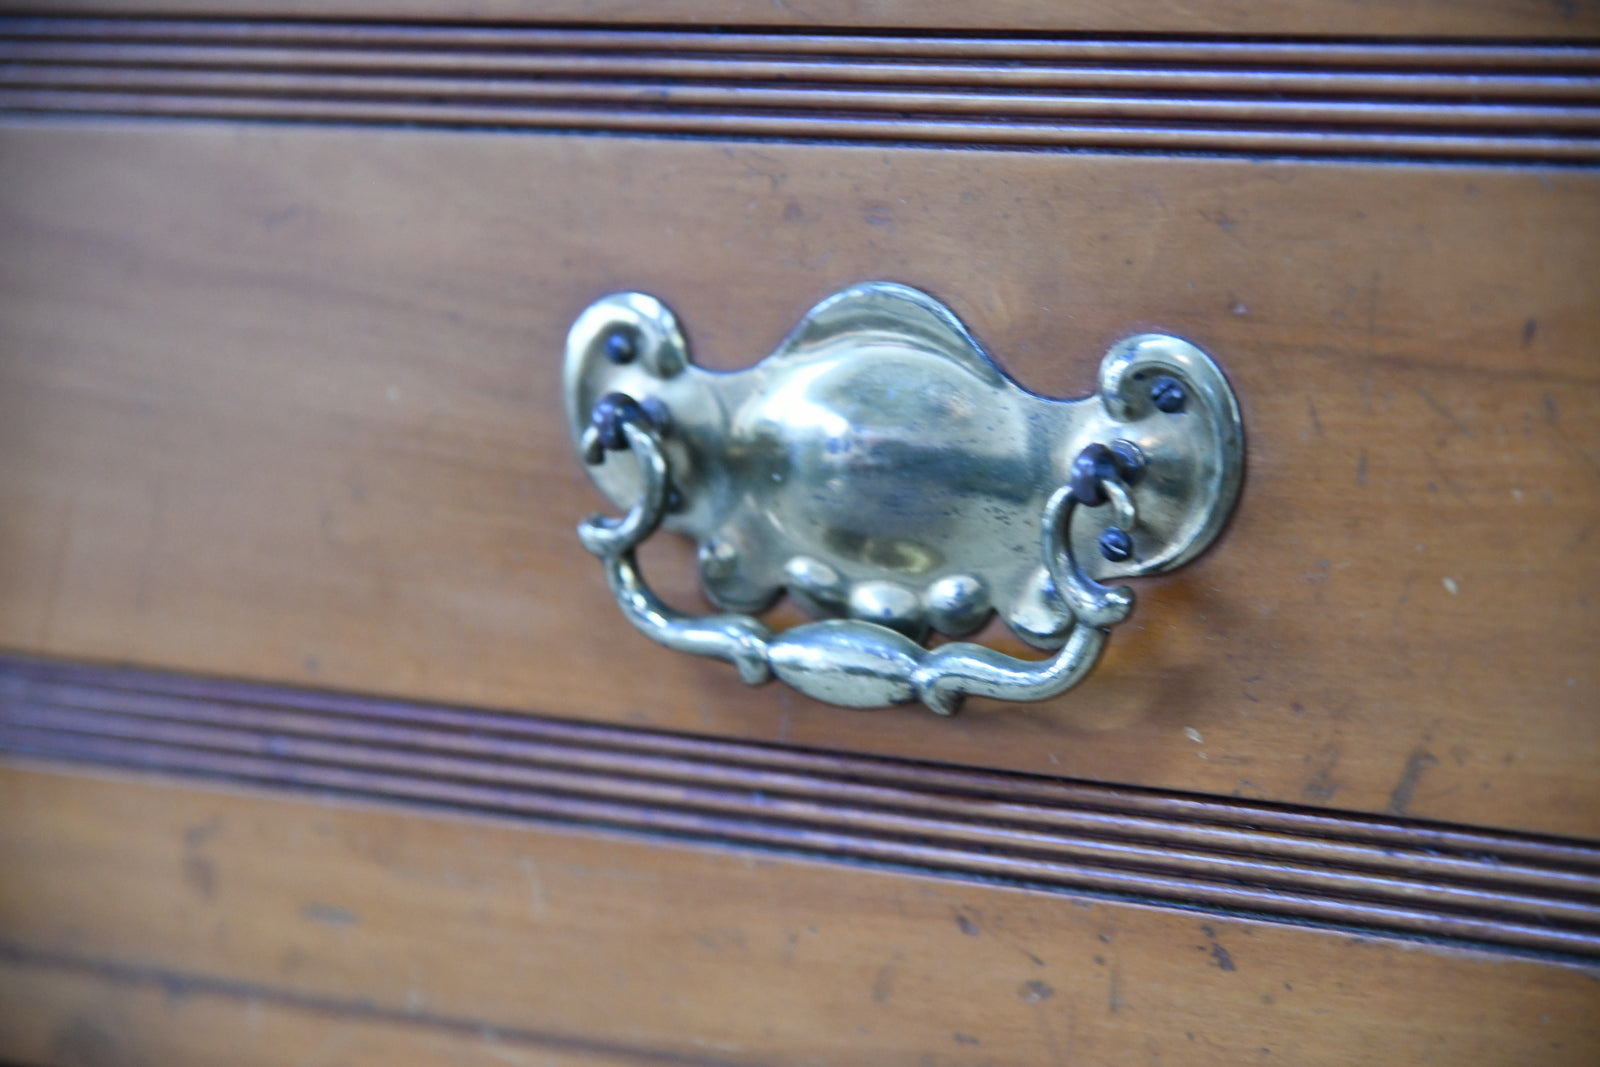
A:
2;761;1597;1065
0;1;1595;37
0;119;1596;838
5;19;1599;162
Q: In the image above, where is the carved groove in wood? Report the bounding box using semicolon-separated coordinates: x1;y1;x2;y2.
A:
3;654;1598;962
2;18;1598;161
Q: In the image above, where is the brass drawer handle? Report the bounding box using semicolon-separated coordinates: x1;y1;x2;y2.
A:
566;284;1243;715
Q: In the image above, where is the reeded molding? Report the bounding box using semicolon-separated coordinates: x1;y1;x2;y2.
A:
0;18;1597;162
2;653;1598;962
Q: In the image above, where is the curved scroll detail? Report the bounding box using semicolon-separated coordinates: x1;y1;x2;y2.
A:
579;416;1135;715
584;421;775;687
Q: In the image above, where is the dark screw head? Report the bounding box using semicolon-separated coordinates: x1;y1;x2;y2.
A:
1098;526;1134;563
1150;375;1187;414
603;328;637;365
1069;442;1116;507
591;391;645;451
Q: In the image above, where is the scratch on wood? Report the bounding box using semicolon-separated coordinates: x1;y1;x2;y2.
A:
1415;387;1476;439
872;958;899;1005
1388;748;1440;815
182;854;216;900
1020;979;1055;1004
301;903;359;928
1200;925;1237;972
1210;943;1236;972
1420;448;1470;502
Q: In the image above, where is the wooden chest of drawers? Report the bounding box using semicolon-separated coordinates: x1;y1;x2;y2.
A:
1;4;1597;1063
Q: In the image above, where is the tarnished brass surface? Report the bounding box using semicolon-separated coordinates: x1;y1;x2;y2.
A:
566;283;1242;713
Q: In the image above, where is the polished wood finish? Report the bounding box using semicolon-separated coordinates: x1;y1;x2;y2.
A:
2;119;1595;837
7;653;1598;960
2;761;1598;1065
4;19;1599;161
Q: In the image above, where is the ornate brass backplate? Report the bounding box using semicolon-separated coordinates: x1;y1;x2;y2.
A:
565;283;1243;714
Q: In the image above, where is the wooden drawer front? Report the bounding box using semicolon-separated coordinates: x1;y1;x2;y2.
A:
3;10;1600;1066
2;761;1598;1065
3;112;1596;836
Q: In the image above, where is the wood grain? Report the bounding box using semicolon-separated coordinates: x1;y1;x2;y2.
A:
0;955;650;1067
5;652;1598;960
0;1;1594;38
4;19;1599;162
0;119;1595;838
2;760;1598;1065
